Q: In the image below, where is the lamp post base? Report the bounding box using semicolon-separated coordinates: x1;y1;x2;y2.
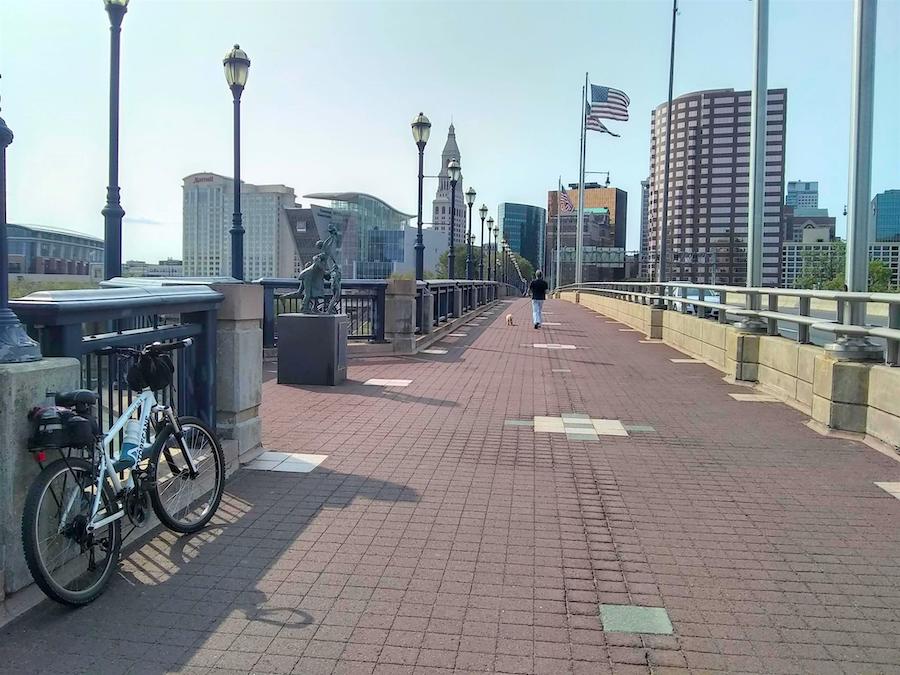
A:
824;336;883;362
0;309;41;363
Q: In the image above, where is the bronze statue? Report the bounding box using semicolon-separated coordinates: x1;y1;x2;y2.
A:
322;224;343;314
296;243;330;313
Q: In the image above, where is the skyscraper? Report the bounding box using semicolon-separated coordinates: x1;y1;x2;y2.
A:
182;172;300;279
497;203;547;270
870;189;900;242
786;181;819;209
646;88;787;285
431;124;466;247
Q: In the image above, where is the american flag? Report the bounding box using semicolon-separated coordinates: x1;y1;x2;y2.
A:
585;100;620;137
590;84;630;121
559;186;574;212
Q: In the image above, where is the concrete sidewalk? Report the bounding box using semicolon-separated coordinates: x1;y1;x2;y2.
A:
1;297;899;674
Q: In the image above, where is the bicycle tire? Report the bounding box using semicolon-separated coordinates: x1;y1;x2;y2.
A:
148;416;225;534
22;457;122;606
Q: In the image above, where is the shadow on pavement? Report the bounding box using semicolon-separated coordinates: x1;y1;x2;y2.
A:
0;467;418;674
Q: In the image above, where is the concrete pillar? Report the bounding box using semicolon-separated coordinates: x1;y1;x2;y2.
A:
384;279;417;354
452;288;463;318
420;290;433;335
812;355;871;434
0;358;80;597
647;307;664;340
212;283;263;473
725;329;759;382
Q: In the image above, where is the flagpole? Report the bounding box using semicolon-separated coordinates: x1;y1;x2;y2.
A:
556;176;562;290
576;75;587;285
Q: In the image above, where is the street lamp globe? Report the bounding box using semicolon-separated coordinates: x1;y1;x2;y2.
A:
447;158;461;184
411;112;431;146
465;187;476;207
605;174;611;187
104;0;129;5
223;44;251;91
479;204;488;220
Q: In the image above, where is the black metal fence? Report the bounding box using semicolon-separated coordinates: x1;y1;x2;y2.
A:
258;278;387;348
10;286;222;428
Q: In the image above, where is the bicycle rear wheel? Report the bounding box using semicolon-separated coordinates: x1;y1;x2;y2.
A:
22;457;122;606
149;416;225;534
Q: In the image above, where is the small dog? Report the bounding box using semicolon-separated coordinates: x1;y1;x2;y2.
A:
506;313;515;326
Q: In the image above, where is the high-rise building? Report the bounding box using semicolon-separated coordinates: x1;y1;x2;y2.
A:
497;203;547;271
870;189;900;242
786;181;819;209
182;172;300;279
781;206;836;242
646;88;787;285
431;124;466;247
546;184;628;284
640;178;650;278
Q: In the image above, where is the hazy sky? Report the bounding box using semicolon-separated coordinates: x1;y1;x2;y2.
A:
2;0;898;262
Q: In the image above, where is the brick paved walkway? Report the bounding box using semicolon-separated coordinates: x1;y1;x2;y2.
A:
2;297;900;674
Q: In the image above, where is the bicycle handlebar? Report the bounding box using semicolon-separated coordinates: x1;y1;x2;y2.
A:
99;338;193;357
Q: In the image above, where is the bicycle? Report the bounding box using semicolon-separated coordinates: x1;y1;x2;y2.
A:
21;338;226;606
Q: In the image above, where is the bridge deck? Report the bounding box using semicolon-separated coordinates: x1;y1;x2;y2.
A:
2;297;900;674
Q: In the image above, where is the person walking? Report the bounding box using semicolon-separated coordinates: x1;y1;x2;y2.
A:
529;270;548;329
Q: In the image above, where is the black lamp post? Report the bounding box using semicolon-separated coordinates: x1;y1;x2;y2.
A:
492;221;500;282
465;187;476;279
223;44;250;280
101;0;129;280
0;103;41;363
478;204;487;280
447;158;461;279
411;112;431;281
486;217;494;281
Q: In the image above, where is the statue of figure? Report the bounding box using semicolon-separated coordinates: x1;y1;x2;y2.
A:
296;243;330;313
321;224;343;314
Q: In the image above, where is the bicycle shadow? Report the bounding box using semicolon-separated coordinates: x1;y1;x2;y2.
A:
0;466;418;674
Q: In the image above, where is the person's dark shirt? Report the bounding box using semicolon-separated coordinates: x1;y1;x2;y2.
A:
529;278;548;300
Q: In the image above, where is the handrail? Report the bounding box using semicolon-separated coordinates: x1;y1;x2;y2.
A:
557;281;900;365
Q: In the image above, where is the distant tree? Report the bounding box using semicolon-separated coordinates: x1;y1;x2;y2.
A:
868;260;893;292
795;242;845;290
436;246;471;279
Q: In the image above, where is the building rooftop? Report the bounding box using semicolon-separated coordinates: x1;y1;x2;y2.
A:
9;223;103;243
303;192;415;219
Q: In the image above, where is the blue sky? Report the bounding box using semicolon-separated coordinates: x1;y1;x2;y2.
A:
1;0;897;262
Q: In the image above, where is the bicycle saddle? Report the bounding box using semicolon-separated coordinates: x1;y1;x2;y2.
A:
55;390;98;408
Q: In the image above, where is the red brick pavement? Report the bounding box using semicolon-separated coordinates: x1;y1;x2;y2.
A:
2;297;900;675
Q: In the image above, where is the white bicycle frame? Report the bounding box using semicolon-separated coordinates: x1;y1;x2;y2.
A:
78;388;197;532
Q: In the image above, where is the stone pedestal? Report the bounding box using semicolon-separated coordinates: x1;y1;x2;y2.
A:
277;314;348;386
0;358;80;598
212;283;263;472
384;280;417;354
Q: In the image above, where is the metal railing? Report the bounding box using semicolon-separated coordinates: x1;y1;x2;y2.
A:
423;279;498;330
257;278;387;348
558;281;900;365
10;285;223;427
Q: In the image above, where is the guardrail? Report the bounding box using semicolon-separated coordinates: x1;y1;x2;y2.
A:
10;285;223;426
423;279;499;330
257;278;387;348
557;281;900;365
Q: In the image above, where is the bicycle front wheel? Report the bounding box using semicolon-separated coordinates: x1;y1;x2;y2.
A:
149;416;225;533
22;457;122;606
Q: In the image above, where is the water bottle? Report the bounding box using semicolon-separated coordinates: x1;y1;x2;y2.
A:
119;419;142;470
